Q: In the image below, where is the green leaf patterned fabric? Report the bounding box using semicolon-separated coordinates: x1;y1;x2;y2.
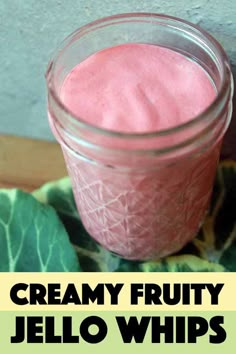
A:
0;189;80;272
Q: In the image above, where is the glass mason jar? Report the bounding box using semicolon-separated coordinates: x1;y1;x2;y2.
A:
46;13;233;260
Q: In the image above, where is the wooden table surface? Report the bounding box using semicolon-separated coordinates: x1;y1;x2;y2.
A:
0;135;67;191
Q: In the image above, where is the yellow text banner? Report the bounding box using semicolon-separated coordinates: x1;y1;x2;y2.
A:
0;272;235;311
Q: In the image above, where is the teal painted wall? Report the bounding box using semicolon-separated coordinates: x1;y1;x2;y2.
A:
0;0;235;140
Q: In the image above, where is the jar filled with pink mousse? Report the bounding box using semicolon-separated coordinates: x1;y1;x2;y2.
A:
46;13;233;260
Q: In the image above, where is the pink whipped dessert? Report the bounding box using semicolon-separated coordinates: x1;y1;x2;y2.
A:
59;43;219;260
61;44;215;132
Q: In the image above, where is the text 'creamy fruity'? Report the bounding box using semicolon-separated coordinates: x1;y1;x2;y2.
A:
46;14;233;260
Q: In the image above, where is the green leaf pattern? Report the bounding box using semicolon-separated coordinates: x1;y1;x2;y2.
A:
0;189;80;272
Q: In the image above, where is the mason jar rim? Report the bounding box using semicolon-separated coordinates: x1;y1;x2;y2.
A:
46;12;232;141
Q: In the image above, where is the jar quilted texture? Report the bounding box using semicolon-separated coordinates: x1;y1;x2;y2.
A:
62;142;220;260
